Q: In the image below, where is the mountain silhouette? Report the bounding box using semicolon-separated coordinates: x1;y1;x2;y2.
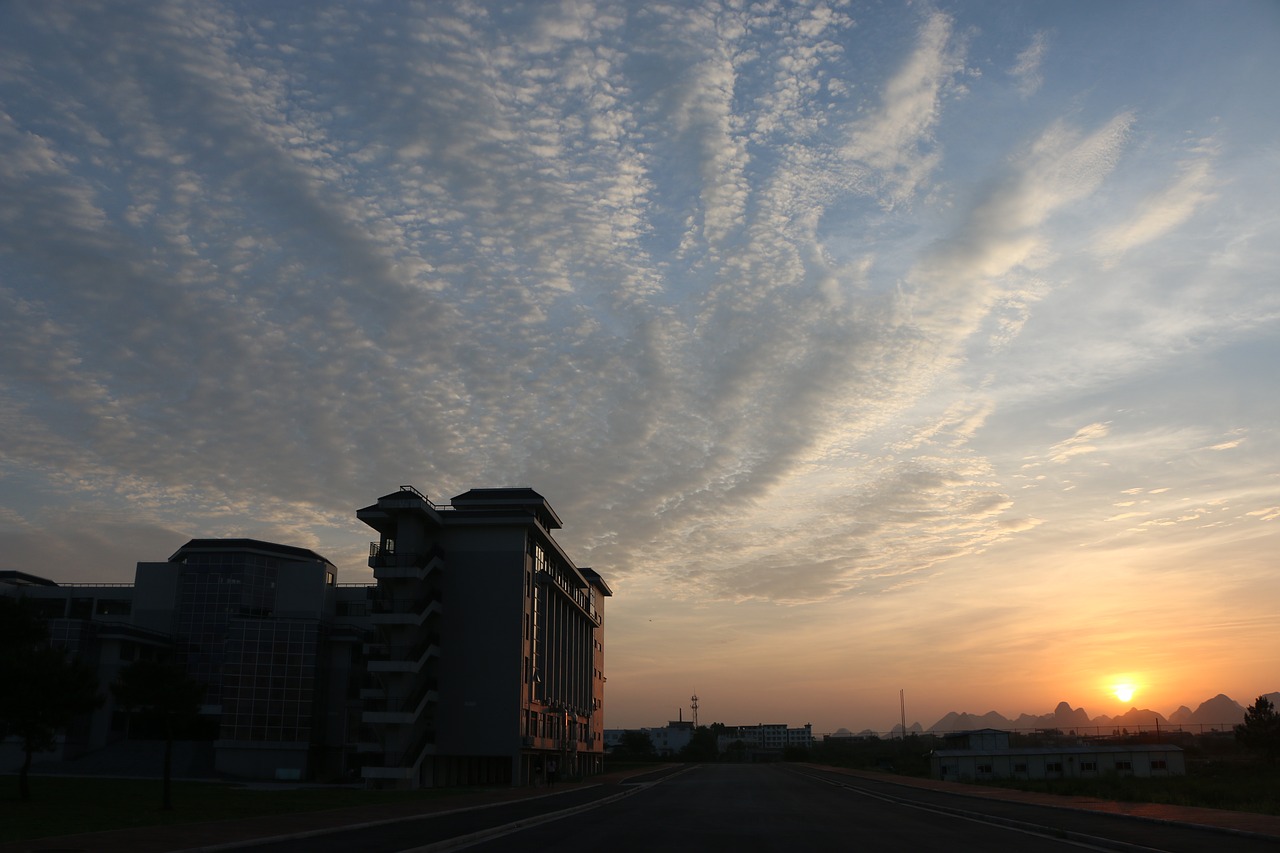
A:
1176;693;1248;726
918;691;1278;734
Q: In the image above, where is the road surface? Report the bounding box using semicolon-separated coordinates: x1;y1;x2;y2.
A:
231;764;1278;852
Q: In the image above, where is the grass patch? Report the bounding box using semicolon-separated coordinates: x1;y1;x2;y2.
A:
0;775;476;843
809;735;1280;817
973;761;1280;816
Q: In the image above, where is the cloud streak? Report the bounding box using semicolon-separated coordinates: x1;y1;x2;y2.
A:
1;0;1277;731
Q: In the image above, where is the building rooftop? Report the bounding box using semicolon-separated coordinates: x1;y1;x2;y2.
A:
450;487;563;530
0;569;61;587
169;538;335;567
932;744;1184;757
579;567;613;596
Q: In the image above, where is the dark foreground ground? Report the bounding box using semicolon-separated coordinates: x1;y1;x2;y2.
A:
3;763;1279;853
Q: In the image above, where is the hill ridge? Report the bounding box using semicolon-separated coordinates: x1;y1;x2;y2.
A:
903;691;1279;734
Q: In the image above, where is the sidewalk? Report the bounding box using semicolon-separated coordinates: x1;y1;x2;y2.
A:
818;765;1280;840
4;764;1277;852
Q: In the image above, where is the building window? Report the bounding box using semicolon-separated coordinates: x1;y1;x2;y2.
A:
31;598;67;619
1046;762;1064;773
1080;761;1096;772
976;764;993;774
1151;760;1166;770
96;599;132;616
1116;760;1133;771
336;600;367;617
1013;763;1027;773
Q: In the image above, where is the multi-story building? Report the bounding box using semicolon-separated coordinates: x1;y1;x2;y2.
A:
355;486;611;787
0;485;610;789
2;539;350;780
717;722;813;757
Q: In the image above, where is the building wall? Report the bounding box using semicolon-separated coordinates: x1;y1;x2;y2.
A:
0;579;172;762
583;567;608;765
357;486;609;788
932;746;1186;781
2;541;341;781
436;526;525;759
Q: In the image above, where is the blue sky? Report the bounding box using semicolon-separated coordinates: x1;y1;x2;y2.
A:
2;1;1277;732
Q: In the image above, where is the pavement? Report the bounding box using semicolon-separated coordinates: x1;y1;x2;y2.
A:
2;764;1277;853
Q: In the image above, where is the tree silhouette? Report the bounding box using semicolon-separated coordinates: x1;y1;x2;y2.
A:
113;658;205;810
612;730;656;761
1235;695;1280;764
679;725;721;762
0;597;102;801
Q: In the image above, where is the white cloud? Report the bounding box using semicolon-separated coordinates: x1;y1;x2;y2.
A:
1010;31;1048;96
1096;156;1217;259
842;11;960;208
1048;423;1110;464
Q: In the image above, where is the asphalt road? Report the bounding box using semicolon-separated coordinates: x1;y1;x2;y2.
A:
230;765;1278;853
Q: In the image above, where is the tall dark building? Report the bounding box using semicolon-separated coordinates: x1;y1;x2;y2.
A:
356;486;611;787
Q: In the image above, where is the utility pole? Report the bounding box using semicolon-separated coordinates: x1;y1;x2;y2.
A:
900;689;907;739
691;693;699;729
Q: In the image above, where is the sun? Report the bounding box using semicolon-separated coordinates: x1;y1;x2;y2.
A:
1113;683;1136;703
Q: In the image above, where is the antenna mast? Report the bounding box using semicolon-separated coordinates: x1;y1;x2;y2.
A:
690;693;699;728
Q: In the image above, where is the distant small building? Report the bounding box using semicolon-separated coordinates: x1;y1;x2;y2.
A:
604;721;695;756
648;720;695;756
718;722;813;758
930;729;1185;781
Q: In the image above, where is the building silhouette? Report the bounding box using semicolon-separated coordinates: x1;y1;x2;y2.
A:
0;486;610;788
355;486;611;787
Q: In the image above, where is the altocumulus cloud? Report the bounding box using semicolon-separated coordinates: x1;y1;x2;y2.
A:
0;0;1277;637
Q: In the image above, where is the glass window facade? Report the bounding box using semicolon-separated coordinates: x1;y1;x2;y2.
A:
174;552;280;706
221;619;322;743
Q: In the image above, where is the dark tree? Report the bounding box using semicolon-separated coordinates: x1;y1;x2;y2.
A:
0;597;102;801
612;729;656;761
723;739;748;762
679;725;721;762
1235;695;1280;764
113;658;205;810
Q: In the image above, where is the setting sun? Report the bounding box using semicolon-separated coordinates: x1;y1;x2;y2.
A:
1113;683;1136;703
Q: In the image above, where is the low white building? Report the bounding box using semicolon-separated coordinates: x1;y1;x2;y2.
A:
648;721;695;756
604;721;695;756
930;729;1185;781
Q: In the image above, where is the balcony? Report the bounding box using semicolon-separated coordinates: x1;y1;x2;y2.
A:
361;677;439;725
368;589;443;626
369;542;444;580
367;639;441;674
361;725;436;780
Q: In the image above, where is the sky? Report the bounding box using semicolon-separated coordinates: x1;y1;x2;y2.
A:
1;1;1278;735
